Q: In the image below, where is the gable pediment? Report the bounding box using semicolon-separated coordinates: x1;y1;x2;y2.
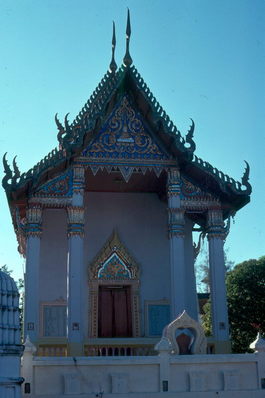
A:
31;169;73;199
82;95;169;162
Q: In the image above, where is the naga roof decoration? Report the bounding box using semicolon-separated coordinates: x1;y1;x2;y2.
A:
2;11;251;211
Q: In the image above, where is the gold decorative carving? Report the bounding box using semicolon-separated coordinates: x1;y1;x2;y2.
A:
25;206;43;237
28;196;71;207
26;206;42;224
73;165;85;194
89;230;140;280
73;166;85;181
207;209;226;240
181;198;221;211
207;209;223;228
67;206;84;224
167;168;180;184
168;208;185;225
168;208;185;238
167;168;181;197
67;206;84;237
88;230;141;338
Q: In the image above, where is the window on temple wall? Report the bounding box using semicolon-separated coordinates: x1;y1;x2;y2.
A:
41;302;67;337
98;286;132;337
145;300;170;337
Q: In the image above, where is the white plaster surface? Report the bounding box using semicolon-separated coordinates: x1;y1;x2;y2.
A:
84;192;171;335
184;218;198;320
39;209;68;302
208;236;229;341
21;353;265;397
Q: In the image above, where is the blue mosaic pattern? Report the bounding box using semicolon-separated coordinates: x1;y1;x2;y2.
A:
98;253;131;280
82;95;168;161
180;175;213;199
34;169;73;197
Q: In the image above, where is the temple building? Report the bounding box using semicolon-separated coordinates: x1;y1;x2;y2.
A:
2;11;251;360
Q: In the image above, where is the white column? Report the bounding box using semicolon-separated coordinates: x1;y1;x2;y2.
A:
24;207;42;343
167;169;186;320
207;209;229;342
184;219;199;321
67;166;85;355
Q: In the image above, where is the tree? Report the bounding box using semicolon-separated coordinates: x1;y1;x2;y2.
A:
226;256;265;353
195;247;234;293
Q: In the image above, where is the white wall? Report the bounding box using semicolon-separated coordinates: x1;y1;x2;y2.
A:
21;352;265;397
39;209;68;302
84;192;170;336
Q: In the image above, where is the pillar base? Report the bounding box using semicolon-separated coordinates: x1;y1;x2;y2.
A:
212;340;231;354
67;342;84;356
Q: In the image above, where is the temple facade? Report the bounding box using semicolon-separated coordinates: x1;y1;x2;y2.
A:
2;12;251;360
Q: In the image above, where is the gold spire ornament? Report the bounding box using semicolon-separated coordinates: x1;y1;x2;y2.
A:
109;21;117;73
123;9;133;67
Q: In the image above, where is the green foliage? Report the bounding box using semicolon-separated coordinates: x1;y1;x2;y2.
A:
195;247;234;293
201;300;212;336
226;256;265;353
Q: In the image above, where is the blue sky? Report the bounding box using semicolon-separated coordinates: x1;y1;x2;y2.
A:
0;0;264;281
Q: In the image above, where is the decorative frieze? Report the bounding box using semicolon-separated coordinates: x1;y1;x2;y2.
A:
181;198;221;212
25;206;42;237
73;166;85;194
67;206;85;237
82;95;169;162
89;230;140;280
168;208;185;238
32;169;73;198
29;196;71;207
207;209;225;240
167;168;181;197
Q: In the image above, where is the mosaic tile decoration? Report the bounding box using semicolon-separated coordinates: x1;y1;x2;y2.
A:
98;252;131;280
83;95;168;161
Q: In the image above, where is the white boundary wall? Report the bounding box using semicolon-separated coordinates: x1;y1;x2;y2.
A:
21;351;265;397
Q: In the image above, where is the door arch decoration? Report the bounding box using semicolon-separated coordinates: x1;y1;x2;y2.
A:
88;230;141;338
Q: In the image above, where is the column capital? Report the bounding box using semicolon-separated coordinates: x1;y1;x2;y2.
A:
25;206;42;237
167;168;181;197
207;209;225;240
73;165;85;194
67;206;84;237
168;207;185;238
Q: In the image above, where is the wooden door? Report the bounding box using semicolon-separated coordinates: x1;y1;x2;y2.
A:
98;286;132;337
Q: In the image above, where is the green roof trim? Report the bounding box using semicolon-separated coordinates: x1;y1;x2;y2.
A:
2;64;251;201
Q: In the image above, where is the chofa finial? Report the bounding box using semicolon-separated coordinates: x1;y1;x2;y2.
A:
109;21;117;73
241;160;252;194
2;152;13;189
123;9;133;67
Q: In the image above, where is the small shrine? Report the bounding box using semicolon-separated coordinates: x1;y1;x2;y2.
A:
2;11;251;358
0;270;24;396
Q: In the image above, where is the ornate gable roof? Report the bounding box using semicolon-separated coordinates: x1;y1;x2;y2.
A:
2;12;251;214
82;95;169;161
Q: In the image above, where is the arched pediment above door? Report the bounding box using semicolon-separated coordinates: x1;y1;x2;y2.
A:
88;230;141;338
88;230;140;280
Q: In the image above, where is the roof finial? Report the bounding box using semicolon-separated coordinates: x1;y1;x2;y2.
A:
123;9;133;67
109;21;117;73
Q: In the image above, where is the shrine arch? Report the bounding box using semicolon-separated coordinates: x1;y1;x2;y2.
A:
88;230;141;338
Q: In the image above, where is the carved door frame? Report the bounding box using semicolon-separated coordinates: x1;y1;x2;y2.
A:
88;230;141;338
89;279;140;338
